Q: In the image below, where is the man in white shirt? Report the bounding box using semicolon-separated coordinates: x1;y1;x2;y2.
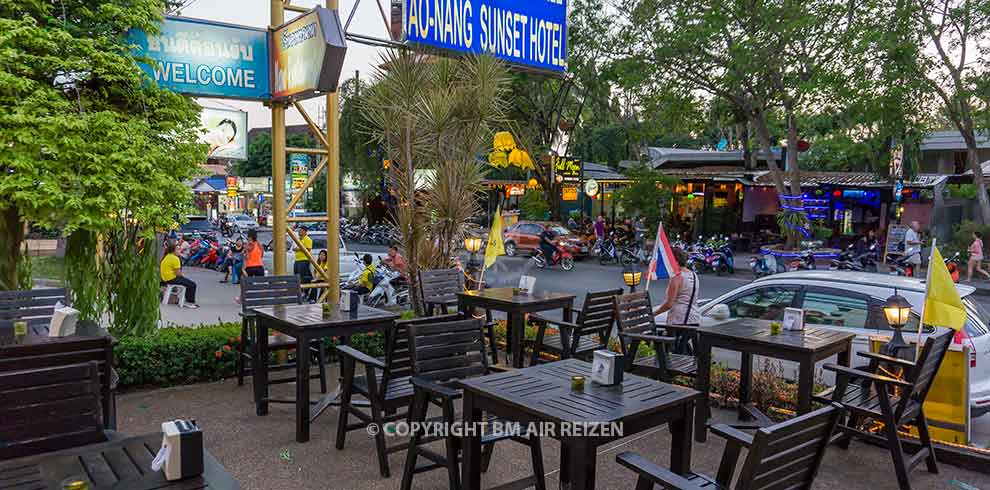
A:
904;220;922;277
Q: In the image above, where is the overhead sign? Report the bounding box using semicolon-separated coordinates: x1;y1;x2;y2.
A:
226;176;239;197
400;0;568;73
562;186;578;201
290;154;309;190
271;7;348;100
201;107;247;160
552;155;581;182
240;177;271;193
129;17;270;100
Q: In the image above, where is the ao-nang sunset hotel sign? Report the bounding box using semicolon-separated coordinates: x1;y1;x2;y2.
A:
399;0;568;73
128;8;347;101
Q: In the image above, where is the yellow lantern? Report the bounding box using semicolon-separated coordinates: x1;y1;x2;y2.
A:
527;178;539;189
488;151;508;168
493;131;516;152
508;149;534;170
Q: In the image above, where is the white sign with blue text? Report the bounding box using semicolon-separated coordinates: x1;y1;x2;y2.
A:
402;0;567;73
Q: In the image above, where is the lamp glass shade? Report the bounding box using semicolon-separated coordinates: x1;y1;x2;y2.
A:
622;270;642;287
464;237;483;254
883;293;912;327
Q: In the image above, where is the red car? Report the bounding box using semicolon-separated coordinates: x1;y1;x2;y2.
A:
503;221;590;258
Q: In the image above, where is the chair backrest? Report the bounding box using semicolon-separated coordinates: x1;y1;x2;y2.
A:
614;292;655;356
575;289;623;340
240;275;301;312
735;403;842;490
418;269;464;311
381;313;464;391
897;328;954;421
0;288;70;331
407;318;489;383
0;361;105;460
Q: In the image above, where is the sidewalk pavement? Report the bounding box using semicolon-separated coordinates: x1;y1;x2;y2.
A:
159;267;242;327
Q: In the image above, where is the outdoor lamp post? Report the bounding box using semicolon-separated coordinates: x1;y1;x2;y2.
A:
464;236;483;289
882;290;913;357
622;264;643;293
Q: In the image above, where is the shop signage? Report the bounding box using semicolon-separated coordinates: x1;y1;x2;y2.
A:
290;154;309;190
562;186;578;201
129;17;270;100
226;176;239;197
584;178;599;197
201;107;248;160
508;185;525;196
240;177;271;193
271;6;348;100
399;0;568;73
552;155;581;182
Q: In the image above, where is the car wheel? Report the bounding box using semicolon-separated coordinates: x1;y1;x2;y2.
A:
505;241;517;257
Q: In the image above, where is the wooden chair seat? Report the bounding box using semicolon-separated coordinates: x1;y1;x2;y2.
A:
353;374;415;402
632;352;698;378
813;382;900;419
539;333;604;356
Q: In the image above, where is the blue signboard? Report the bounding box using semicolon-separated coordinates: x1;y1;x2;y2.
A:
129;17;270;100
403;0;568;73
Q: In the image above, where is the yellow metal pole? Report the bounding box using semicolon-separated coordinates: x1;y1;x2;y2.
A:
325;0;341;303
271;0;287;275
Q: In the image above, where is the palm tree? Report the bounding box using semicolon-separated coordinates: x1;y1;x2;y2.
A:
363;50;509;315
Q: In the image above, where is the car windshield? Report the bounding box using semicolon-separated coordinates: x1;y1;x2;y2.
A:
183;220;213;230
232;216;251;221
963;296;990;337
550;226;571;236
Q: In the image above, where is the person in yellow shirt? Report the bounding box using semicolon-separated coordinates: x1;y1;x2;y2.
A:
356;254;376;294
292;225;314;287
160;241;199;308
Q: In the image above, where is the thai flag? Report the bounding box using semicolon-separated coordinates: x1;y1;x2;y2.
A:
648;222;680;280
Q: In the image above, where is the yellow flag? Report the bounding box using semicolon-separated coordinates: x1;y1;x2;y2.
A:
924;246;967;330
484;207;505;269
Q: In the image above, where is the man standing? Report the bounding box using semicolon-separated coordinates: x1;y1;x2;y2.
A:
904;220;923;277
293;225;314;285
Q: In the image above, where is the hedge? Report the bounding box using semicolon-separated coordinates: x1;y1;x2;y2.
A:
115;323;386;390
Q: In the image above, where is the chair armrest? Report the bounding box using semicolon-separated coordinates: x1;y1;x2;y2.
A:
856;351;917;369
335;345;386;370
823;364;912;389
620;332;677;344
615;452;704;490
529;312;579;331
708;424;754;448
411;377;462;399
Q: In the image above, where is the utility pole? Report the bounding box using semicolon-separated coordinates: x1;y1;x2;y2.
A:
270;0;287;275
325;0;341;302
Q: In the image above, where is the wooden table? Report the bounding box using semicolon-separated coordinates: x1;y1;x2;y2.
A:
0;433;239;489
0;323;116;430
457;288;575;368
250;303;398;443
459;359;699;490
694;318;855;442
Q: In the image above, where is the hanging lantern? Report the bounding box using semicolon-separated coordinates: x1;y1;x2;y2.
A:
488;151;508;168
493;131;516;152
508;149;534;170
527;178;539;189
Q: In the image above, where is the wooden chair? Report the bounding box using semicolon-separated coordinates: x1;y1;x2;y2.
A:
0;287;70;330
400;318;546;490
236;275;328;392
614;292;697;382
335;313;463;478
616;403;842;490
0;362;108;460
419;268;499;364
529;288;622;364
813;329;953;490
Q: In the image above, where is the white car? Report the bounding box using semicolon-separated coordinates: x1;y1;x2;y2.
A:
659;270;990;415
228;214;259;232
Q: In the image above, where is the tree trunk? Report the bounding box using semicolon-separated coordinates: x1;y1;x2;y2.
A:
0;207;24;291
961;130;990;224
751;115;788;199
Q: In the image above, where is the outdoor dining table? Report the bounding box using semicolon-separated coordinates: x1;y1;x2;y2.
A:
459;358;700;490
457;287;575;368
0;432;239;489
693;318;855;442
250;303;399;443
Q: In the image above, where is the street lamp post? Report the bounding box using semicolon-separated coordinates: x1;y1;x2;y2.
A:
882;289;913;358
622;264;642;293
464;236;483;289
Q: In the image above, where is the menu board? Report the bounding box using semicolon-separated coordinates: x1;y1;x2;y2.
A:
885;224;909;258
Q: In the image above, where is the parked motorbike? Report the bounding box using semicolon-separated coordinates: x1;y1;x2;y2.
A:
829;243;879;272
889;253;920;278
785;250;816;271
749;253;782;278
534;244;575;271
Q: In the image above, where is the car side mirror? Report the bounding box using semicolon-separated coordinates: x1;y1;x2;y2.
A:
707;304;730;321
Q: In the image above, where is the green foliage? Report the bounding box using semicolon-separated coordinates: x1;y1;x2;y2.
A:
65;231;106;322
115;323;386;390
520;191;550;220
31;256;65;281
948;220;990;262
0;1;206;288
105;230;160;337
16;248;31;290
948;184;979;200
776;210;808;249
614;165;679;233
237;132;316;178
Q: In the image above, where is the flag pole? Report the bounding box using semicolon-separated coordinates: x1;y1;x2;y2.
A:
916;237;935;360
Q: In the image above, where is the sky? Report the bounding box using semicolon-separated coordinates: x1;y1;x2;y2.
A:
180;0;390;130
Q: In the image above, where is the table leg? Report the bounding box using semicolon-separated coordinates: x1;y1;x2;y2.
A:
564;438;596;490
559;444;571;489
694;337;711;443
838;340;852;367
562;304;573;323
669;402;694;475
509;311;525;368
254;318;269;416
296;333;311;443
461;391;483;490
798;357;814;415
738;351;752;421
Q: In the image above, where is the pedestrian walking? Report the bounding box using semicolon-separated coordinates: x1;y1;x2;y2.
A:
967;231;990;281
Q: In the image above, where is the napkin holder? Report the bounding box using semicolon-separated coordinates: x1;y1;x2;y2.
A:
160;420;204;481
49;306;80;337
340;289;359;312
591;349;624;385
783;307;805;331
518;275;536;294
